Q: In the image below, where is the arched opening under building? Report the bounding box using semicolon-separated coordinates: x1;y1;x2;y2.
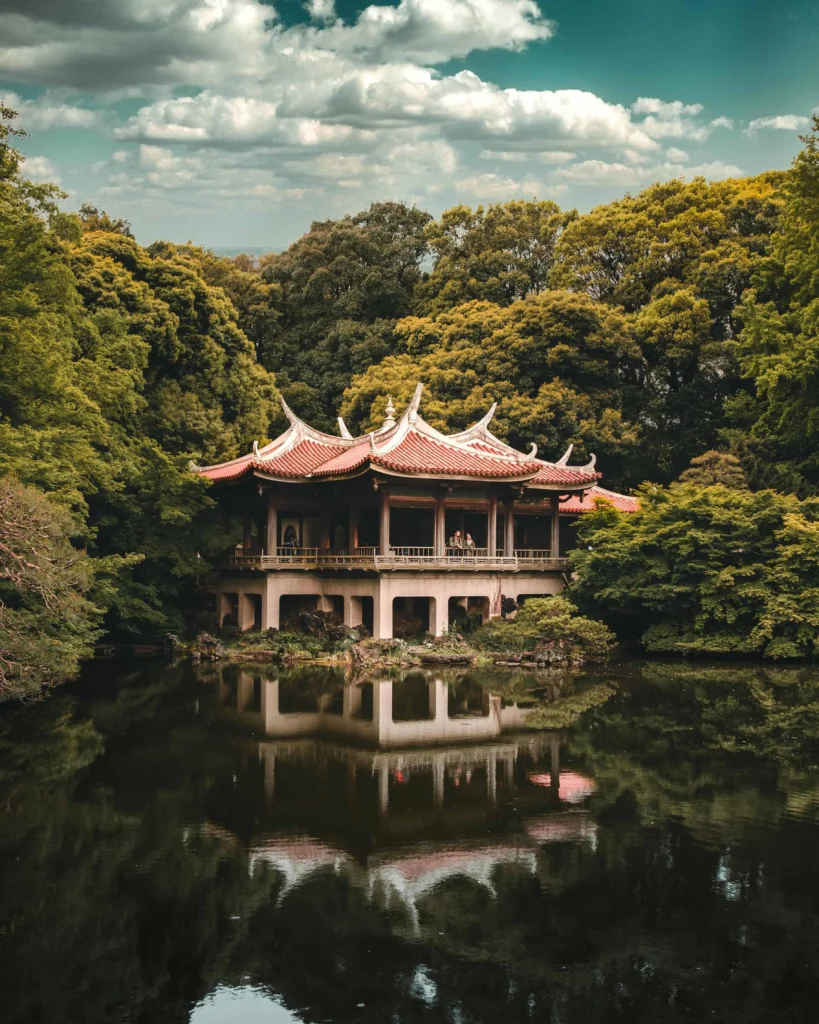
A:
392;596;432;638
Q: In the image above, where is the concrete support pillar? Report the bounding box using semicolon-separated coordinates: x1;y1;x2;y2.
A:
431;594;448;637
488;495;498;558
218;591;233;628
349;505;359;550
263;579;280;630
316;594;334;614
265;494;278;555
551;495;561;558
504;501;515;557
434;495;445;556
488;580;503;621
238;592;255;631
374;585;392;639
344;595;363;628
379;488;391;556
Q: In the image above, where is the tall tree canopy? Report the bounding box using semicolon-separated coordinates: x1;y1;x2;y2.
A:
254;201;431;427
414;199;577;314
729;116;819;496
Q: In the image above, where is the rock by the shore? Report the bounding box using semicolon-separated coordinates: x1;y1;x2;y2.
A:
191;632;226;661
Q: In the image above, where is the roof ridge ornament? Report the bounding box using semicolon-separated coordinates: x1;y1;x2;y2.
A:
407;382;424;424
337;417;354;440
580;452;597;472
252;440;259;458
556;444;573;467
519;442;538;463
383;396;396;430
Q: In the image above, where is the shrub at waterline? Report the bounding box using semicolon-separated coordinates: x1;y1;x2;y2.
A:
471;596;616;662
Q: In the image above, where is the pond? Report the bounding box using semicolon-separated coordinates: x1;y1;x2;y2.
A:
2;659;819;1023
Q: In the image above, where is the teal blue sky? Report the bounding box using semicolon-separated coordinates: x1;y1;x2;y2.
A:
1;0;816;247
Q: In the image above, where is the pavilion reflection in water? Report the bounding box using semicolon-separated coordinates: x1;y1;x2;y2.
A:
206;668;597;931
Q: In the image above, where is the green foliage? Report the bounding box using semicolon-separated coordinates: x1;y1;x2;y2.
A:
0;478;101;700
729;117;819;496
255;201;431;425
571;482;819;659
415;200;577;313
472;596;615;660
341;291;642;481
0;106;281;650
676;450;748;489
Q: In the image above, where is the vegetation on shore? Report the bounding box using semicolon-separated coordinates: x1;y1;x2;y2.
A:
3;101;819;696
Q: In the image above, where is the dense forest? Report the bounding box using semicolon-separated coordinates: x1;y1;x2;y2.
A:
2;102;819;697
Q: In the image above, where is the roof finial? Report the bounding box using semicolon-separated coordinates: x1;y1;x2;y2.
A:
383;395;396;429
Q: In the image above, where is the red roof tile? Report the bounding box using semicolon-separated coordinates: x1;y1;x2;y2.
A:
560;486;639;513
371;432;541;479
530;462;601;487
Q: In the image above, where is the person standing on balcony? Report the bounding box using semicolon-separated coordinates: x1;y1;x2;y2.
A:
448;529;463;553
464;533;476;554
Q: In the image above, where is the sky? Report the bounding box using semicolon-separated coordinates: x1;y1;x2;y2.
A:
1;0;817;248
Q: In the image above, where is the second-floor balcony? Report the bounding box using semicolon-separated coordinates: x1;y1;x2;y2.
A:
228;546;570;572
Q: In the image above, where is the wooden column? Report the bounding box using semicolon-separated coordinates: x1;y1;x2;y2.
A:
349;504;359;551
550;494;561;558
504;500;515;557
265;492;278;555
487;494;498;558
379;487;391;556
434;494;445;556
320;507;331;550
242;512;252;553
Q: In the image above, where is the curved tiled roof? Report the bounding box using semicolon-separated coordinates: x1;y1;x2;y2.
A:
195;384;601;489
559;486;639;514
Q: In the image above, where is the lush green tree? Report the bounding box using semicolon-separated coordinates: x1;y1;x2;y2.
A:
341;291;642;480
414;199;577;314
549;174;784;325
0;107;281;646
0;478;101;701
677;450;748;489
472;596;615;660
255;201;431;425
571;482;819;659
729;117;819;495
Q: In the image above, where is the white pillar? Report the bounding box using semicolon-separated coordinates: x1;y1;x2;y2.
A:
434;495;445;556
266;493;278;555
344;596;363;628
374;583;393;639
379;488;391;556
551;495;561;558
263;579;280;630
238;592;255;631
504;501;515;556
316;594;334;613
431;593;448;637
488;495;497;558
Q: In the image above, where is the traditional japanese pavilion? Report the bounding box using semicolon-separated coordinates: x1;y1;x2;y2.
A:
196;383;636;638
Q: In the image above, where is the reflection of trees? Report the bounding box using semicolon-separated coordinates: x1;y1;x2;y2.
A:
2;661;819;1022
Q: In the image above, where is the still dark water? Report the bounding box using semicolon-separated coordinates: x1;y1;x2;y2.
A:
2;659;819;1024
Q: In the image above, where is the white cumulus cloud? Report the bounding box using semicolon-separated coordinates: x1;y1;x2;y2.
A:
745;114;811;133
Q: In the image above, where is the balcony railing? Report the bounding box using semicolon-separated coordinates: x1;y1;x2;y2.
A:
228;546;569;572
